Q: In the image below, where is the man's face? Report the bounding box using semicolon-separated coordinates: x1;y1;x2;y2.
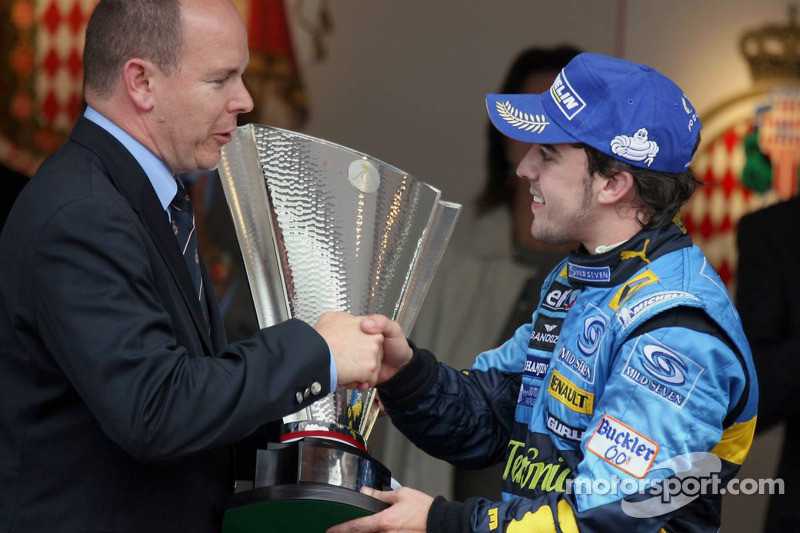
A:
150;0;253;173
515;143;597;246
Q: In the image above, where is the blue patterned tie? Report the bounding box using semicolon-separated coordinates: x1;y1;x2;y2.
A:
169;178;209;326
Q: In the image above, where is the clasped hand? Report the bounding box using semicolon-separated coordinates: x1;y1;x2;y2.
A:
314;312;414;389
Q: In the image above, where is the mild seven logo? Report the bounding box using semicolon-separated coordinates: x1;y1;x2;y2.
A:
642;345;687;385
567;263;611;283
577;315;607;356
621;335;706;408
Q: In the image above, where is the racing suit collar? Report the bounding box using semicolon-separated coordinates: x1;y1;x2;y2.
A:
566;219;692;287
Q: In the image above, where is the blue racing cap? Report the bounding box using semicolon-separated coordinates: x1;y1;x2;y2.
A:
486;52;701;174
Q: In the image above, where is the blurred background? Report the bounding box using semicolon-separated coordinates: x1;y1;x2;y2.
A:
2;1;795;530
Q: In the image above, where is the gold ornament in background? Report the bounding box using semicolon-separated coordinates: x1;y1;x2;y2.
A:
740;5;800;84
684;6;800;292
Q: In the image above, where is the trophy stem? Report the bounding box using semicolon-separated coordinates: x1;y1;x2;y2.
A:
361;402;381;443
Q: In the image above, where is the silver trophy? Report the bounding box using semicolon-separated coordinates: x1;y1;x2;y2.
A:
218;125;459;531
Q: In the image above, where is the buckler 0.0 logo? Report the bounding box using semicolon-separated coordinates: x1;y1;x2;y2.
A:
587;415;659;478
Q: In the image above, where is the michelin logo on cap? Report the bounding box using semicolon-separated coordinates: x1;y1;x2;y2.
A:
550;71;586;121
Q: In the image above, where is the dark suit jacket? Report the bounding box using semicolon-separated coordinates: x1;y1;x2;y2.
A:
0;164;29;231
0;118;331;532
736;196;800;531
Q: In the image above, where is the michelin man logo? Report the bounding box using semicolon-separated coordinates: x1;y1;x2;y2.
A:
610;128;659;167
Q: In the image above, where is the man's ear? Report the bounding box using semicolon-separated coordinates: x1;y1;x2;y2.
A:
596;169;635;205
122;58;157;112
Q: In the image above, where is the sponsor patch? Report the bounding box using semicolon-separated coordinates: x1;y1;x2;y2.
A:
524;355;550;379
619;239;651;265
608;270;659;311
621;335;706;408
541;281;580;312
557;346;595;383
609;128;660;167
556;306;606;384
577;312;607;356
550;70;586;120
548;369;594;415
567;263;611;283
517;382;539;408
546;411;585;442
615;291;700;329
529;315;564;352
587;415;659;478
502;431;575;495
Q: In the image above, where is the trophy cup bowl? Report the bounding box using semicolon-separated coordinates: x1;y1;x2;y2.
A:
217;125;460;532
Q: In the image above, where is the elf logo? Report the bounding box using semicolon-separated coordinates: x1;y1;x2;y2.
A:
542;282;579;312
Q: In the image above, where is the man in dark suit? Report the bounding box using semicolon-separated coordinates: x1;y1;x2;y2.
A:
0;0;385;531
0;163;29;231
736;196;800;531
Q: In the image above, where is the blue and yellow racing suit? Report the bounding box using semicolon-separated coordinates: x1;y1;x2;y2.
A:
378;219;758;533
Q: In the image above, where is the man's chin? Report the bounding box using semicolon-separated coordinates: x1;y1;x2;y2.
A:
196;151;223;172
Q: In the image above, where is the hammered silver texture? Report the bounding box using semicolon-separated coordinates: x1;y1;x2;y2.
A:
219;125;460;444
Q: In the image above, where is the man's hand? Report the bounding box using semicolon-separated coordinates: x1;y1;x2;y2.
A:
360;315;413;384
315;312;383;388
327;487;433;533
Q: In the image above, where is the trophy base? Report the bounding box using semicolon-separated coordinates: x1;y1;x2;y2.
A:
254;437;391;491
223;438;392;532
222;483;389;533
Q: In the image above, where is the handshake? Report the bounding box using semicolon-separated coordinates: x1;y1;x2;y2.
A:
313;312;414;390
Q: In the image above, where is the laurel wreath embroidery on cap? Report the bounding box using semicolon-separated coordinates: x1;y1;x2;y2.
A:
496;100;549;133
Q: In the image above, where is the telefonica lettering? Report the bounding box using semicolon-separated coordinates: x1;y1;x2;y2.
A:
503;440;572;493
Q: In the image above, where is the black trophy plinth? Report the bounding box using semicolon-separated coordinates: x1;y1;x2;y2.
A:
223;438;391;533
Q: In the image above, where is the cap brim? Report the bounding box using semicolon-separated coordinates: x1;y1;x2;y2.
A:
486;93;577;145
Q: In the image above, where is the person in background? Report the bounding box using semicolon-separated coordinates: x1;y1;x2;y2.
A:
0;163;28;231
383;46;580;502
736;195;799;531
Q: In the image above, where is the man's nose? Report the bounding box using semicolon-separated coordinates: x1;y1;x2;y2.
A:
231;76;254;115
516;147;539;181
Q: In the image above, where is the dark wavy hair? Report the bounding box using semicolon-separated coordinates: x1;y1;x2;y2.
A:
580;139;703;229
475;45;582;216
84;0;182;99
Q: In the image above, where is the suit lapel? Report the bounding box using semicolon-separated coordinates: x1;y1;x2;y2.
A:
70;117;215;355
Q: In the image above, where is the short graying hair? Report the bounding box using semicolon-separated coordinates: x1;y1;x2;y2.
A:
83;0;183;99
